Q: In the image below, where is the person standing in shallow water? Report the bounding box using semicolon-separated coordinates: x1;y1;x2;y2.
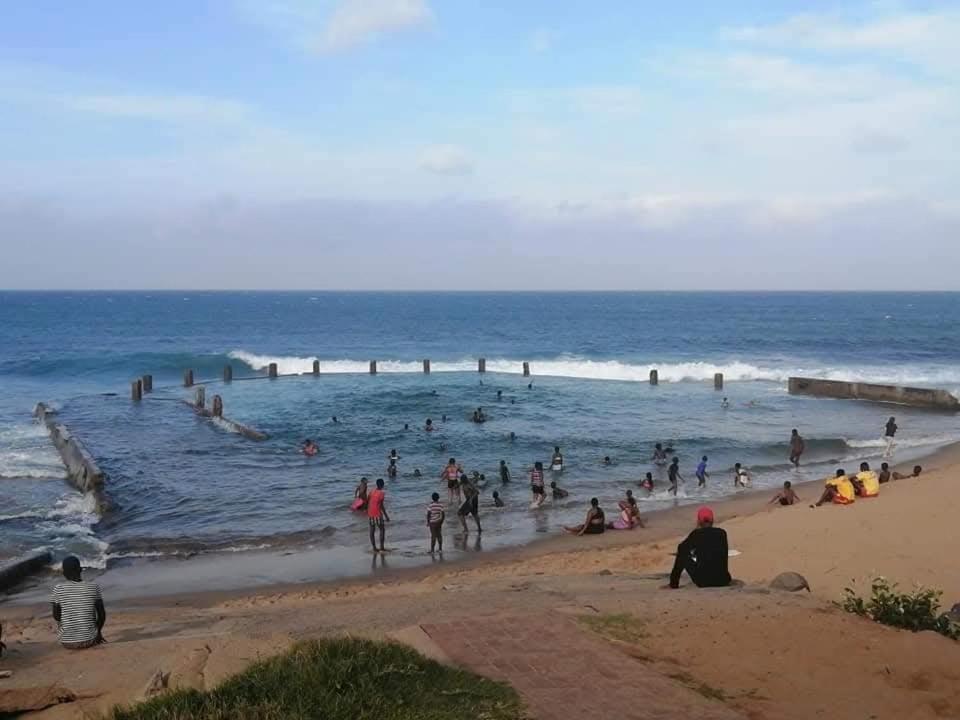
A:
367;478;390;553
668;457;683;495
789;429;805;468
883;416;898;458
499;460;511;484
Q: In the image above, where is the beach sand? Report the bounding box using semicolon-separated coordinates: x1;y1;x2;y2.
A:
3;449;960;719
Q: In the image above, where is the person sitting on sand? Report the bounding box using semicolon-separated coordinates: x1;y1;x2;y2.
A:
499;460;511;484
813;469;855;506
769;481;799;506
640;472;655;491
353;477;369;510
367;479;390;553
550;481;568;500
301;439;318;456
893;465;922;480
565;497;606;536
668;507;731;589
733;463;752;488
878;462;891;484
530;461;546;506
854;462;879;498
442;459;461;504
51;556;106;649
608;496;642;530
492;490;505;508
619;489;635;510
458;475;482;534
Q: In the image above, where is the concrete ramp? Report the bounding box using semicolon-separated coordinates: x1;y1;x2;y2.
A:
788;377;960;411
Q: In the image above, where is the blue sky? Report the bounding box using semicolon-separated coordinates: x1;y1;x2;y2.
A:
1;1;958;289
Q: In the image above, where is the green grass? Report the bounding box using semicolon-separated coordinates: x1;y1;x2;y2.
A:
106;638;525;720
577;613;647;644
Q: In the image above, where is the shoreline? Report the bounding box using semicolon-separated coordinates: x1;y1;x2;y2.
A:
5;440;956;614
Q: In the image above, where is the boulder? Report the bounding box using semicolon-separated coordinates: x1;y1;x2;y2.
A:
770;572;811;592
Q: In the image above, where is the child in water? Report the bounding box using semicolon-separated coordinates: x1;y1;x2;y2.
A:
640;472;655;491
492;490;505;508
550;481;569;499
302;439;318;456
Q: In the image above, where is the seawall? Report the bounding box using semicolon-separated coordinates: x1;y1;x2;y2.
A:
33;402;110;512
788;377;960;411
0;551;53;593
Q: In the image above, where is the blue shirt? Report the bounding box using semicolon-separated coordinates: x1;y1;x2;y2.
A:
696;461;707;476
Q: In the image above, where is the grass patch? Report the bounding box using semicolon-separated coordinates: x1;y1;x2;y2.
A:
577;613;647;644
106;638;525;720
840;578;960;640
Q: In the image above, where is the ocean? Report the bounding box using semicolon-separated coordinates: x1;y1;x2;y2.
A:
3;292;960;591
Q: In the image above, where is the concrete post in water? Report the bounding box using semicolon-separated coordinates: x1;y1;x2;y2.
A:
183;369;194;387
131;379;143;402
195;386;206;410
268;362;278;379
423;359;431;374
312;359;320;376
212;395;223;417
650;369;659;386
479;358;486;373
370;361;378;375
714;372;724;390
522;362;530;377
141;375;153;393
223;365;233;383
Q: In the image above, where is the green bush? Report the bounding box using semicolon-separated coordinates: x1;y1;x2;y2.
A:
841;577;960;640
106;638;524;720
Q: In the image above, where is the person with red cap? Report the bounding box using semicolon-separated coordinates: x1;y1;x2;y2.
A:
667;506;732;589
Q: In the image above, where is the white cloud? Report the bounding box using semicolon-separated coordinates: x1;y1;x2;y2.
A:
58;93;252;124
728;9;960;74
530;27;555;53
419;144;473;175
241;0;433;54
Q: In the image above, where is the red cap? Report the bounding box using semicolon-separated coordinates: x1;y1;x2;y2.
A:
697;507;715;524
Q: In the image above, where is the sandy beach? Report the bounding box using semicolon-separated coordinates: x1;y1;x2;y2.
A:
3;447;960;719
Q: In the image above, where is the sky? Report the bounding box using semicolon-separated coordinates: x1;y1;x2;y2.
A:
0;0;958;289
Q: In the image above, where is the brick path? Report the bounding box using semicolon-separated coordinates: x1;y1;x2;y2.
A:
421;613;744;720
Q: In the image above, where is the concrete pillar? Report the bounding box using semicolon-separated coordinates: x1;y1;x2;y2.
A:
268;362;278;379
183;369;194;388
212;395;223;417
479;358;486;373
131;379;143;402
649;369;658;386
195;386;206;409
714;372;724;390
223;365;233;383
141;375;153;393
370;361;378;375
522;361;530;377
312;360;320;376
423;359;431;374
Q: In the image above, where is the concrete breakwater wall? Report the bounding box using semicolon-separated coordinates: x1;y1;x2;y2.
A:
33;402;110;512
0;551;53;592
180;389;268;441
788;377;960;411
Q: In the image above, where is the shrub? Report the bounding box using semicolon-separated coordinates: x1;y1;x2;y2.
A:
840;577;960;640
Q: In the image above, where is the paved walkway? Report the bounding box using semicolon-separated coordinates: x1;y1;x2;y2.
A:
421;613;745;720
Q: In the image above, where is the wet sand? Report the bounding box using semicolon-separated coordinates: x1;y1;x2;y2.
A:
3;449;960;718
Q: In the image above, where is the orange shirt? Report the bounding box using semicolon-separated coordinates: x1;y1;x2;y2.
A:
367;489;386;518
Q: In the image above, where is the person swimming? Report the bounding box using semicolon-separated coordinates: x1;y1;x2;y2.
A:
509;431;516;442
425;418;435;432
331;416;339;424
302;439;318;457
721;397;730;409
413;468;422;478
602;456;613;466
497;390;503;401
550;481;568;499
550;446;564;472
651;443;667;466
640;472;654;491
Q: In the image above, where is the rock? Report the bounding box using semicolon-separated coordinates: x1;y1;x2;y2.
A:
770;572;811;592
598;569;613;576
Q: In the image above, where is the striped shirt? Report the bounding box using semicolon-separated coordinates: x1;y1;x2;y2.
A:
51;580;102;645
427;501;444;524
530;469;544;487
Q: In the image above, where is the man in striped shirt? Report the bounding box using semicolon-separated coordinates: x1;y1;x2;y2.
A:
426;492;445;553
51;556;106;650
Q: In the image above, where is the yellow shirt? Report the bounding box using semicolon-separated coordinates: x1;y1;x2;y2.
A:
826;475;856;503
857;471;879;497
